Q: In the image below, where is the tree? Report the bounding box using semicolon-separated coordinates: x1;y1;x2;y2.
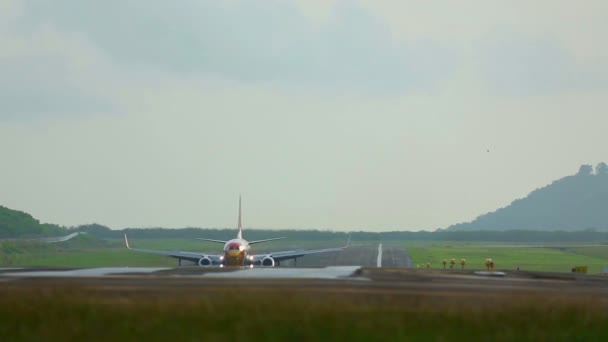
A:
578;164;593;176
596;162;608;176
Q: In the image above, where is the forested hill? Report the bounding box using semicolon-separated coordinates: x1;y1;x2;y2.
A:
0;206;66;238
446;163;608;231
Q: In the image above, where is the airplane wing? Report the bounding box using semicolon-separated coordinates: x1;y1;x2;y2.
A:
35;232;84;243
195;238;228;244
248;237;286;245
250;236;350;264
255;246;345;262
0;232;86;243
124;234;223;265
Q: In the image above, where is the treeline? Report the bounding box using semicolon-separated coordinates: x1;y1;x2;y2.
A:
77;224;608;243
76;224;358;241
0;206;66;238
384;229;608;243
4;204;608;243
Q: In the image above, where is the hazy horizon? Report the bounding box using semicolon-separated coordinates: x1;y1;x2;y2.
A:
1;1;607;231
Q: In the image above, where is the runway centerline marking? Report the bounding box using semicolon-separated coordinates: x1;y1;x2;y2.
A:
377;243;383;267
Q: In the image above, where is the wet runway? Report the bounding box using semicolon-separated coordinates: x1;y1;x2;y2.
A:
201;266;362;279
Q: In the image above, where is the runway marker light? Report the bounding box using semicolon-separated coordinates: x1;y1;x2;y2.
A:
571;266;587;273
426;262;430;269
460;258;466;270
450;258;456;269
485;258;493;271
442;259;447;269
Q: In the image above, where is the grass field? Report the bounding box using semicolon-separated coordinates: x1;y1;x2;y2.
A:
1;283;607;341
405;242;608;274
0;237;352;267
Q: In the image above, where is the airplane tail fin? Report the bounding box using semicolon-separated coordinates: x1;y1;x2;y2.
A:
237;195;243;239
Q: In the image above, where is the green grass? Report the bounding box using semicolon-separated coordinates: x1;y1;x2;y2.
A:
407;243;608;274
7;250;177;267
568;246;608;258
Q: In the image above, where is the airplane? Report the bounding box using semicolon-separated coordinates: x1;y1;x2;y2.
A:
124;197;350;267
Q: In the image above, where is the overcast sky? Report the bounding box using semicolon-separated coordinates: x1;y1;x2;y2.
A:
1;0;607;231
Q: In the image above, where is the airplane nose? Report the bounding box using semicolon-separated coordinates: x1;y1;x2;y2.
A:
225;250;243;266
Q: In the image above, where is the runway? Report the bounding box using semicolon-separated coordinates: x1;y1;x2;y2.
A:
0;244;605;296
285;243;411;268
0;267;171;277
0;244;408;280
1;245;606;297
2;266;608;299
0;266;362;280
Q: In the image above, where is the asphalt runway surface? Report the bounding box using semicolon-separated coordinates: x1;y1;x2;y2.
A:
2;267;608;302
278;243;412;268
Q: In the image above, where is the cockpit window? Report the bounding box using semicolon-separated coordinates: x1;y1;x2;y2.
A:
227;243;240;251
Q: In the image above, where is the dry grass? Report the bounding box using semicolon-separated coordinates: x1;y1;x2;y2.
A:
1;281;608;341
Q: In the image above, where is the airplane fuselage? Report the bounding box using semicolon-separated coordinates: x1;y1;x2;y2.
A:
222;238;252;266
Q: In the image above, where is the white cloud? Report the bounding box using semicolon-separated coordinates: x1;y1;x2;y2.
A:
0;21;128;121
3;74;606;230
0;0;23;24
1;0;607;231
477;35;607;95
294;0;337;26
20;0;455;95
295;0;608;74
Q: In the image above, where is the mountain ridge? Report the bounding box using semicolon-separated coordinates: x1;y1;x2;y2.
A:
446;163;608;231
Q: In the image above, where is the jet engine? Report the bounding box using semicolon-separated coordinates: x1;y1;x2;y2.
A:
198;256;213;267
261;256;276;267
